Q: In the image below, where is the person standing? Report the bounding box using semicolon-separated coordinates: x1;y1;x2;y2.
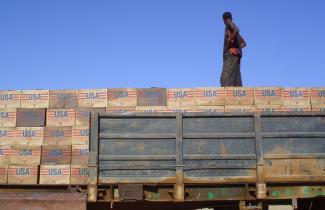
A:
220;12;246;87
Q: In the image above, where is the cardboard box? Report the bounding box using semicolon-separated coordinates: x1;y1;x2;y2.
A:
16;108;46;127
21;90;49;108
78;89;107;107
0;128;15;146
106;106;136;113
10;146;41;165
8;165;38;184
72;126;89;145
311;88;325;105
75;108;106;126
41;145;71;165
0;165;8;184
136;88;167;106
167;88;195;107
282;105;311;112
71;145;89;165
195;87;225;106
44;126;72;145
254;87;282;105
225;87;254;105
225;105;255;112
49;89;79;108
195;106;225;113
0;108;16;127
14;127;44;146
46;108;75;126
282;88;311;106
39;165;70;184
166;106;196;113
0;90;20;109
0;146;10;164
70;165;88;185
107;88;137;107
135;106;167;113
312;104;325;112
255;105;282;112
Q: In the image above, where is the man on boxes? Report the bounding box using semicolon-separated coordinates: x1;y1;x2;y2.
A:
220;12;246;87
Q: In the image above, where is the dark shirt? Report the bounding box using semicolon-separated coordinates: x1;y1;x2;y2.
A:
223;22;244;58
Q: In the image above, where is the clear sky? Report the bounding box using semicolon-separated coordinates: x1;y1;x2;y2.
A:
0;0;324;90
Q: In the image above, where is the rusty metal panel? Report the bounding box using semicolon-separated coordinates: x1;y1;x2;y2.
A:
44;126;72;145
41;145;71;165
0;90;21;108
95;112;325;198
16;108;46;127
98;114;177;184
137;88;167;106
50;89;79;108
182;114;257;184
0;108;16;127
71;165;88;185
8;165;38;184
39;165;70;184
260;113;325;182
10;146;41;165
0;192;86;210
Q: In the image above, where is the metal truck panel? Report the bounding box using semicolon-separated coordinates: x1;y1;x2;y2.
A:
88;112;325;202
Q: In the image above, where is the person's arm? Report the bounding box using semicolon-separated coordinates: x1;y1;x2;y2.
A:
226;21;239;44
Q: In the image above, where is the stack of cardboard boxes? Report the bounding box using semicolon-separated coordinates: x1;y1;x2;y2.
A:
0;86;324;185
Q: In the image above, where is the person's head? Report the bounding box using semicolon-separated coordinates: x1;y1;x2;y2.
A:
222;12;232;25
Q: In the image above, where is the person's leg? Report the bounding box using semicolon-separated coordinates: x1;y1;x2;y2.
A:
234;59;242;87
220;54;239;87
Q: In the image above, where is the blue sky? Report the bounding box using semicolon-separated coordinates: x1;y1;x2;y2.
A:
0;0;324;89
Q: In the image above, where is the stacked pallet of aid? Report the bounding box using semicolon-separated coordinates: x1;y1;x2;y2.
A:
0;90;41;185
224;87;255;112
311;88;325;112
